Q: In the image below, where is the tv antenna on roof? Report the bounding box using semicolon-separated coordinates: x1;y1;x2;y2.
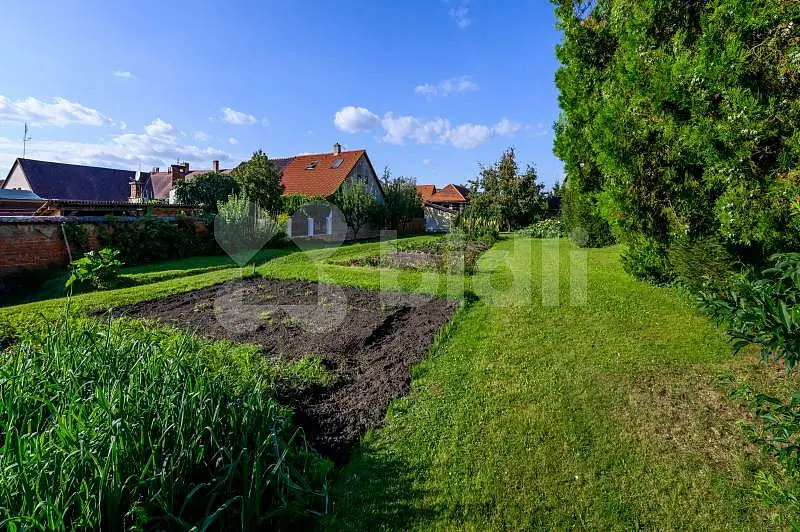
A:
22;123;32;159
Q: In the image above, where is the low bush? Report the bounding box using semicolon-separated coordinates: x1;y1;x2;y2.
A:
0;317;330;529
742;392;800;517
669;236;738;292
621;236;675;285
699;253;800;517
699;252;800;369
66;248;123;291
98;216;219;266
516;218;564;238
453;209;500;240
216;194;286;254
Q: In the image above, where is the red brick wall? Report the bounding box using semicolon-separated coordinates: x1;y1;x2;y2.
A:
0;219;205;278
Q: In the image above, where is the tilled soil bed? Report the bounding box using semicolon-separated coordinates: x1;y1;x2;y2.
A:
115;278;457;462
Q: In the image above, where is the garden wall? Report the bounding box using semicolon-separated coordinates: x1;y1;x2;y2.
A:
0;216;208;279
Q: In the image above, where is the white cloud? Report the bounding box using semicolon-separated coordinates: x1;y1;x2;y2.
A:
0;95;112;127
415;76;478;97
228;137;239;145
494;118;523;136
334;106;523;149
144;118;175;137
526;122;549;137
445;123;491;149
449;0;471;28
0;118;237;173
113;70;135;79
119;121;128;131
422;158;432;165
221;107;257;125
334;106;381;133
193;130;211;141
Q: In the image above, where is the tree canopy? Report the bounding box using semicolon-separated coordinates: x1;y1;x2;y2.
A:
467;148;547;231
231;150;285;214
552;0;800;278
333;182;378;238
173;172;240;214
381;168;423;231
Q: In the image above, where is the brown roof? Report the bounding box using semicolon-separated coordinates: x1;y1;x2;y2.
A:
416;183;469;203
280;150;367;196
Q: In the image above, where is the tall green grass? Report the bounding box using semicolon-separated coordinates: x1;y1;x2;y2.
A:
0;315;330;530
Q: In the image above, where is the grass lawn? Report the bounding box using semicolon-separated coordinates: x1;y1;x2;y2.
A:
1;235;796;528
324;237;799;529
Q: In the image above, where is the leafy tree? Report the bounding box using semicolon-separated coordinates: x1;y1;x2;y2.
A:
231;150;285;214
560;181;614;247
333;182;378;238
174;172;239;214
381;167;423;231
552;0;800;279
468;148;547;231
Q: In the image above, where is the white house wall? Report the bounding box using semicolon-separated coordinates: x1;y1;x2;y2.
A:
345;156;384;204
3;164;31;191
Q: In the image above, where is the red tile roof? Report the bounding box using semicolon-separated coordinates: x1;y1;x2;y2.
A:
280;150;366;196
147;149;373;200
416;183;469;203
417;184;437;202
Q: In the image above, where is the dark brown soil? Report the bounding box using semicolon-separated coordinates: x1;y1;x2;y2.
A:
115;278;457;462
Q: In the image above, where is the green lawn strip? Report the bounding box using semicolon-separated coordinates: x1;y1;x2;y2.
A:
325;237;797;530
0;236;465;342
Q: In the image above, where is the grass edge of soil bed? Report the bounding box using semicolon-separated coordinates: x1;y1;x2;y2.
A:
111;276;462;463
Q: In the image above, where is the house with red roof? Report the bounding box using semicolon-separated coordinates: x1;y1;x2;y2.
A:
416;183;470;232
416;183;470;212
150;143;384;238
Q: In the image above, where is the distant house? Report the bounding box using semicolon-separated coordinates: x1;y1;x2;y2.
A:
0;159;204;216
416;183;470;232
416;183;470;212
2;143;385;238
148;159;235;202
277;144;384;238
3;158;156;203
153;144;385;238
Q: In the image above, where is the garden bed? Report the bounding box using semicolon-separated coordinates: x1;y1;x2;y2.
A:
115;278;457;462
346;233;497;274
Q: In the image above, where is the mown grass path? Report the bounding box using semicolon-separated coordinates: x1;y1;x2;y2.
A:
325;237;797;529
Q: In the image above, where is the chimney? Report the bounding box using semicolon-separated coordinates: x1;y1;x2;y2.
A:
170;163;187;186
152;167;160;173
183;161;189;172
333;142;342;156
212;160;220;172
129;171;142;202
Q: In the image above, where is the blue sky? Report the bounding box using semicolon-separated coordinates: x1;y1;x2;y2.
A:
0;0;564;188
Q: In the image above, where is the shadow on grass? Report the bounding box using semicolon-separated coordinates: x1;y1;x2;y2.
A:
322;445;438;531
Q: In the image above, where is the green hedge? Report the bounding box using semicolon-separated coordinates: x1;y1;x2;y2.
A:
97;216;220;266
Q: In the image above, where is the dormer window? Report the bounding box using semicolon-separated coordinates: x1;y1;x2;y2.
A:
305;161;319;170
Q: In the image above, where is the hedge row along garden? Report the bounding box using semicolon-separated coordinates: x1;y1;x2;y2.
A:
550;0;800;522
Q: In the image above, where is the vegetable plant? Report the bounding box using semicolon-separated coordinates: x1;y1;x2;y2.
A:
65;248;123;291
